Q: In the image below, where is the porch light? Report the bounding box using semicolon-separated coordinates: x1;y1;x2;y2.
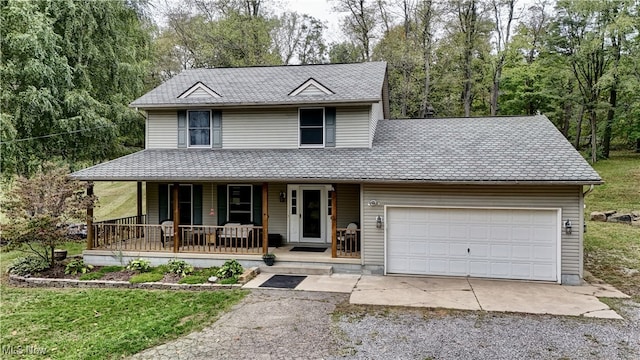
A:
564;220;572;235
376;215;383;229
279;191;286;203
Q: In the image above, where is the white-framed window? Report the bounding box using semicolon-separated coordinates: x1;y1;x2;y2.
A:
299;108;325;147
227;185;253;223
166;184;193;225
188;110;211;147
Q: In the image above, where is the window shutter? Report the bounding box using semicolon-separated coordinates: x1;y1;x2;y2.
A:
159;184;168;221
177;110;187;148
193;185;203;225
252;185;262;225
212;110;222;148
325;107;336;147
217;185;227;225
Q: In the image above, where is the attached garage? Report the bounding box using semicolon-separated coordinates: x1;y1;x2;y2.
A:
385;206;561;282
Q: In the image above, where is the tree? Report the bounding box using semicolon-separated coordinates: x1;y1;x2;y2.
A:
272;12;327;65
488;0;516;115
0;0;152;177
2;163;95;267
332;0;379;61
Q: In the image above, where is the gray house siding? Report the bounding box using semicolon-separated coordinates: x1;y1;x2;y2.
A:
146;111;178;149
335;106;370;148
361;184;583;277
369;101;382;147
223;108;298;149
337;184;361;228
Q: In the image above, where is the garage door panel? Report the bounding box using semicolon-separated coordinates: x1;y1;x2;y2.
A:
387;207;558;281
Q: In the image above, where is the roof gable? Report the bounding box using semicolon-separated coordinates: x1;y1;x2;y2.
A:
289;78;334;96
177;82;221;99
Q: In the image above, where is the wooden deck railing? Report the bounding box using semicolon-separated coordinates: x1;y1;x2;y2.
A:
95;214;147;226
336;228;360;258
92;223;263;254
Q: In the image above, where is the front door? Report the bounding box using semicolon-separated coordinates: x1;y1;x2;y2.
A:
288;185;329;244
301;189;322;241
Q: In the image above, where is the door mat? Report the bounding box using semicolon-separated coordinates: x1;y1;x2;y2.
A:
259;275;307;289
290;247;328;252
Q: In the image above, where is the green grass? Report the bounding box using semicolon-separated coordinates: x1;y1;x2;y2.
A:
178;267;219;284
0;286;246;359
129;272;164;283
584;151;640;296
78;266;124;281
93;181;145;221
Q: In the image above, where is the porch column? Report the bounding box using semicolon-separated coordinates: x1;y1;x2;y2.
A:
136;182;143;223
331;184;337;258
86;182;94;250
172;183;180;253
136;181;143;238
262;183;269;255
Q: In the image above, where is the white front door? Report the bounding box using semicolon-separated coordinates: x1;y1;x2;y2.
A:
288;185;330;244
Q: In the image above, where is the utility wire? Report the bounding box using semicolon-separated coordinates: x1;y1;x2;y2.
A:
0;125;113;144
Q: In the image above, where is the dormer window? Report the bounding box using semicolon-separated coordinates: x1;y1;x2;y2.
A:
188;110;211;147
299;108;325;147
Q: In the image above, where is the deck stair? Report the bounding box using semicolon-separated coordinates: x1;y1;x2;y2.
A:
259;264;333;276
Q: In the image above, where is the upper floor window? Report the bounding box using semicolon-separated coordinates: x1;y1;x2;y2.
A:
299;108;324;147
188;110;211;147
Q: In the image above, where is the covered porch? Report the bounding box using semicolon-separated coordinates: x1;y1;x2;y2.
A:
85;182;362;259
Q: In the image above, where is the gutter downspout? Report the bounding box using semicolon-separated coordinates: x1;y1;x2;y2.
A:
583;184;595;197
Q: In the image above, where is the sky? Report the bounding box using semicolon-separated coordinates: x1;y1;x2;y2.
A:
283;0;344;43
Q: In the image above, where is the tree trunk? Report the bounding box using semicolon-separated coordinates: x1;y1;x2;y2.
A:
490;67;501;116
590;108;598;163
562;99;572;138
574;104;585;149
603;86;616;159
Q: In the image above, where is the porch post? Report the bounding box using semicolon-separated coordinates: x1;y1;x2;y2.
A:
262;183;268;254
86;182;94;250
136;182;143;223
172;183;180;253
331;184;337;258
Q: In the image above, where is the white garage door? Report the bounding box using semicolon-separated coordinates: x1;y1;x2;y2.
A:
386;207;559;281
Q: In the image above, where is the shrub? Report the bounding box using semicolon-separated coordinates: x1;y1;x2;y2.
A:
129;272;163;284
216;259;243;279
8;256;50;276
178;275;209;284
167;259;194;277
65;259;94;275
126;258;151;272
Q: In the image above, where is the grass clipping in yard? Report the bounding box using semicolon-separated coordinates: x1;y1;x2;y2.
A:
584;151;640;297
0;286;246;359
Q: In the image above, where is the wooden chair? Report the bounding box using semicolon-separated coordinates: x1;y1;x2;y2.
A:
160;220;174;247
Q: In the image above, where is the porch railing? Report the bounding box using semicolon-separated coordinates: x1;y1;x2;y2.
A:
92;223;263;254
336;228;360;258
95;214;147;226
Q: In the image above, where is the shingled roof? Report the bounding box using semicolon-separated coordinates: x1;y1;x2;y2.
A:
130;62;388;108
73;116;602;184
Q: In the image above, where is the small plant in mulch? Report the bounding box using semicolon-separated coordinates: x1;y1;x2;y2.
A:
64;259;94;275
167;259;194;277
178;267;220;284
126;258;151;272
216;259;243;280
8;256;50;276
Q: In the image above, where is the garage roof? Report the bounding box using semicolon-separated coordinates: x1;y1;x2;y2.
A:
72;115;602;184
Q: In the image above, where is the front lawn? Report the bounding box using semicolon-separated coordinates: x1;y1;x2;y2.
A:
0;286;246;359
584;151;640;297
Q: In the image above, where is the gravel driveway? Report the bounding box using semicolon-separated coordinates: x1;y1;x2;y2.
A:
332;298;640;360
131;290;639;360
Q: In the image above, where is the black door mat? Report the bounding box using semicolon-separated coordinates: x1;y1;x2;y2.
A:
259;275;307;289
290;247;328;252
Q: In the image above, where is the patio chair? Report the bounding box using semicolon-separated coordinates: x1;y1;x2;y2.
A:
338;222;359;252
160;220;174;247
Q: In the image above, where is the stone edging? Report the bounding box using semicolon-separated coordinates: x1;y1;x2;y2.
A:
8;274;243;291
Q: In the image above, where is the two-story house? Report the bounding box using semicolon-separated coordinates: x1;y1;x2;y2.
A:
73;61;602;285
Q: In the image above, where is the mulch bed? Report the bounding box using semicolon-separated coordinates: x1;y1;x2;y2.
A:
100;269;137;282
36;264;80;280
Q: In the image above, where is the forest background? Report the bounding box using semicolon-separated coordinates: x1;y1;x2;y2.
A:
2;0;639;177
